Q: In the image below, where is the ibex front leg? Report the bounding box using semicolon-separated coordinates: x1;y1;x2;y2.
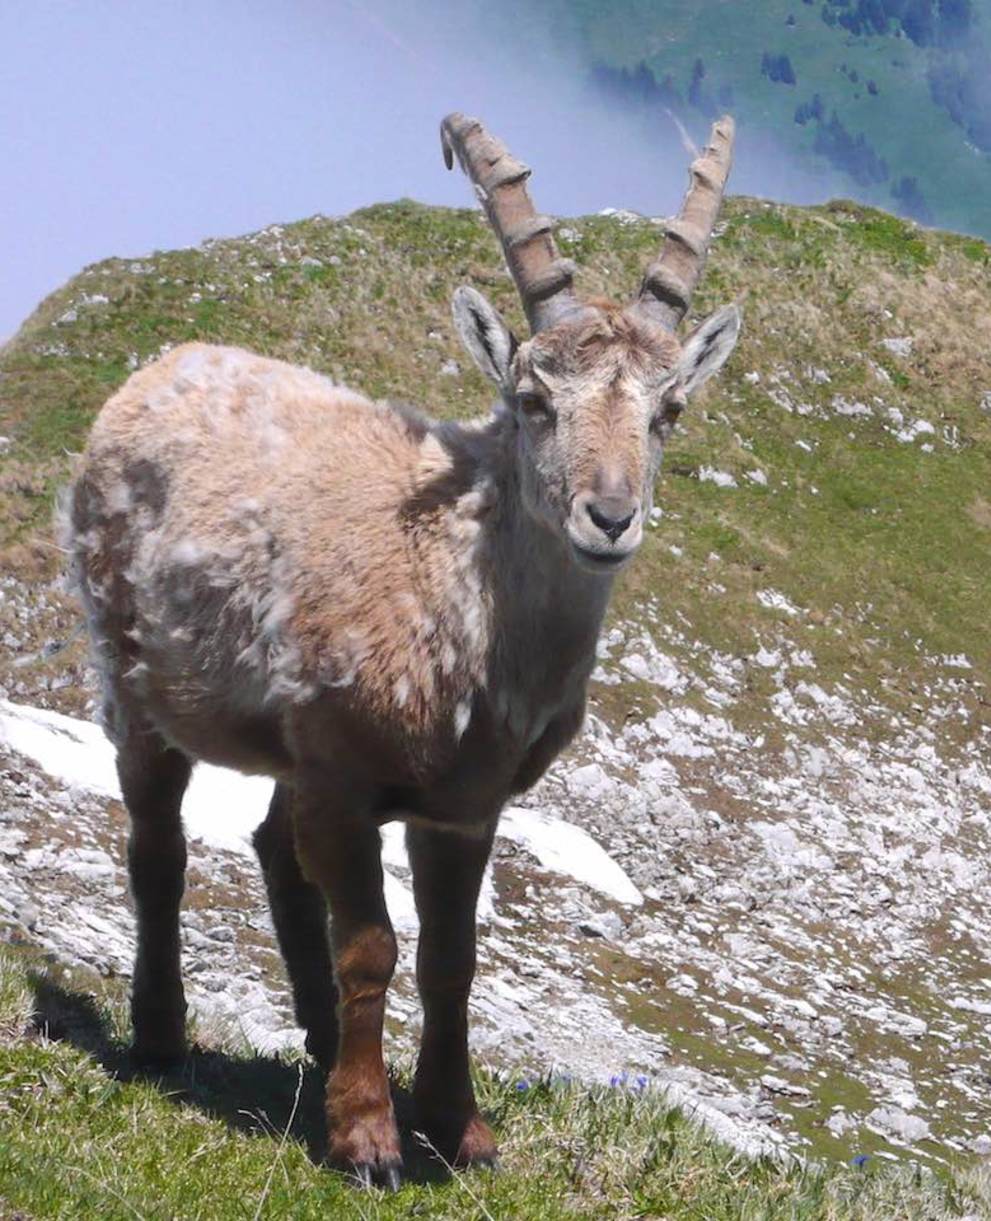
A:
293;780;400;1188
408;821;499;1167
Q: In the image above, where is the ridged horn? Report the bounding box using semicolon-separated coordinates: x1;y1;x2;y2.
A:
441;112;579;333
636;115;736;331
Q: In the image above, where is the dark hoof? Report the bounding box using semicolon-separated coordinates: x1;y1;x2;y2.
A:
418;1111;499;1170
350;1162;402;1191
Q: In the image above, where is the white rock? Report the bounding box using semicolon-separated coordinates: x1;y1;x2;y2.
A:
760;1074;811;1098
867;1106;930;1144
698;466;737;489
826;1110;856;1136
667;972;699;995
756;589;803;617
949;996;991;1016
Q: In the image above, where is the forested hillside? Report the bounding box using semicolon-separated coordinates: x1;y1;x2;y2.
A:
425;0;991;239
581;0;991;235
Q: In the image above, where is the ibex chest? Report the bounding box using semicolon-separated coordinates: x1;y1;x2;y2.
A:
388;649;593;825
371;697;584;833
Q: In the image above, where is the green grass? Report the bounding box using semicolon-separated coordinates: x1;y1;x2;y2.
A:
1;941;989;1220
824;202;934;268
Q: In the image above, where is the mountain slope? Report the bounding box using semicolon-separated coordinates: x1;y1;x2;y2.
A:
3;197;991;1181
577;0;991;236
438;0;991;238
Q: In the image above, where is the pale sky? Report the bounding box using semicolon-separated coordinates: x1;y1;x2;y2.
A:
0;1;832;340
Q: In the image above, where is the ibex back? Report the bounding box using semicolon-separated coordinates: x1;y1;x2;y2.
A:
64;113;741;1187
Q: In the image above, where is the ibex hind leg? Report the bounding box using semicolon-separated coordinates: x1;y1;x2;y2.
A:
253;783;339;1075
116;723;192;1069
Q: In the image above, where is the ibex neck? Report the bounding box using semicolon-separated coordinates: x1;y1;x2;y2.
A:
481;417;614;722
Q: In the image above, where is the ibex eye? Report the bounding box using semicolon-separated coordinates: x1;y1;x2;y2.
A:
517;392;553;420
652;400;683;432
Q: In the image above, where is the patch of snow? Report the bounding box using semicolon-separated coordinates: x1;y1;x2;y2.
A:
0;700;119;798
500;806;643;907
0;701;420;920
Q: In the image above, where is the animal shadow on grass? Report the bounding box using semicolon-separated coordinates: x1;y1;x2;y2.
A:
27;971;454;1186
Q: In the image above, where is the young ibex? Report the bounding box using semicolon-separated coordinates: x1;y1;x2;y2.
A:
65;113;740;1187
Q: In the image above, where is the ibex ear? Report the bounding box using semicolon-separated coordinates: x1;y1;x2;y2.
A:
452;286;518;390
677;304;741;396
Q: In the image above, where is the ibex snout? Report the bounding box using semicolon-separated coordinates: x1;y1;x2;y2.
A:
568;488;643;570
585;494;639;543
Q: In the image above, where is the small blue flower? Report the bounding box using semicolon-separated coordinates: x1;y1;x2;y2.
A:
635;1075;648;1091
851;1154;870;1168
515;1079;530;1092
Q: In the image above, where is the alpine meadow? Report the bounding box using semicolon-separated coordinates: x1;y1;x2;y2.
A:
1;86;991;1221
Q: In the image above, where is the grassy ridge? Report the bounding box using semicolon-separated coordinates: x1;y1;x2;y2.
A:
1;940;988;1219
3;196;990;730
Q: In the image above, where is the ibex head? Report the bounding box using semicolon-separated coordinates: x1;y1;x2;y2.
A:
442;113;741;573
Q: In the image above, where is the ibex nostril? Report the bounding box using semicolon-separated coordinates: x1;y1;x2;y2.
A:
586;501;636;544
